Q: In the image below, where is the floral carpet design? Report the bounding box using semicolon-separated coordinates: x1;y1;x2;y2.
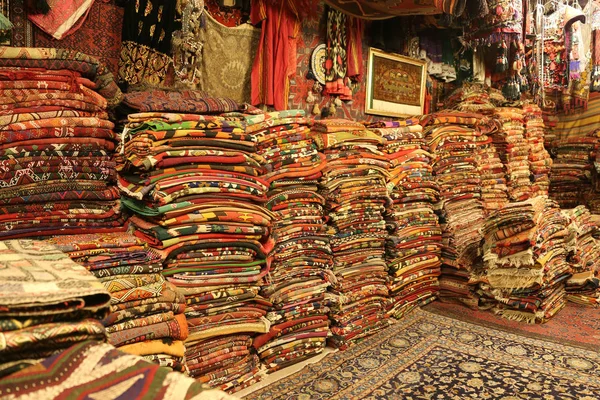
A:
244;309;600;400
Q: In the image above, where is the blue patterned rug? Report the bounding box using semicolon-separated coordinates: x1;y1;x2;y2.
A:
244;308;600;399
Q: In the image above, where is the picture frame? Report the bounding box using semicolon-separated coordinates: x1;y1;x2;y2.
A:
365;48;427;118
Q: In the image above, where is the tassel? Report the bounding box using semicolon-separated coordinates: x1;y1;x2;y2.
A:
306;90;315;104
312;103;320;115
334;97;342;107
328;101;336;115
496;41;508;73
0;13;13;31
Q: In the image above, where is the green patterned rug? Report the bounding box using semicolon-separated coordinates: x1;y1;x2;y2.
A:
244;309;600;399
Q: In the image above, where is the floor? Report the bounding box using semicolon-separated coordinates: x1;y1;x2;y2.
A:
238;302;600;399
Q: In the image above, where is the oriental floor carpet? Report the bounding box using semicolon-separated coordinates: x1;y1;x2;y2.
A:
243;308;600;400
426;302;600;351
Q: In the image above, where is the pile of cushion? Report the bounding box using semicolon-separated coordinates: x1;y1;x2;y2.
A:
562;206;600;306
493;107;533;201
48;232;188;371
313;119;391;349
117;90;272;393
369;121;442;319
523;103;552;197
443;83;496;114
0;239;110;378
423;111;490;308
478;197;571;323
0;48;125;239
251;110;333;373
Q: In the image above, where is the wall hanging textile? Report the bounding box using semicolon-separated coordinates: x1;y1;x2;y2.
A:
250;0;300;110
198;11;260;103
119;0;179;87
33;0;124;78
28;0;95;40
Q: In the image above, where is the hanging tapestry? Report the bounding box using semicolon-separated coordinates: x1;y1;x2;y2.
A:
250;0;300;110
33;0;124;78
119;0;179;87
199;11;259;103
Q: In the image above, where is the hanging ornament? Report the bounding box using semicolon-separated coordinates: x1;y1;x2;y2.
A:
312;103;320;115
334;97;342;107
496;40;509;73
306;90;315;104
329;101;336;115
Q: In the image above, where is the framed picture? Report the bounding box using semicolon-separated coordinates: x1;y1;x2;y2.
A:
365;48;427;118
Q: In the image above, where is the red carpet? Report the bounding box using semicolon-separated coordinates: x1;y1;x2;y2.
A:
425;301;600;350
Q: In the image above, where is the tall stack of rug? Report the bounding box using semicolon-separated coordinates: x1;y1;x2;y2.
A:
313;119;391;349
562;206;600;306
475;120;509;212
0;47;124;240
369;121;442;319
523;103;552;197
423;111;490;308
117;90;271;393
0;239;110;378
548;135;597;209
251;110;333;373
493;107;532;202
47;232;189;371
478;197;572;323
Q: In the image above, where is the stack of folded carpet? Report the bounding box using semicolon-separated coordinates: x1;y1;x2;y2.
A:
549;136;596;209
0;239;110;378
443;83;496;114
523;103;552;197
313;118;391;349
0;341;236;400
493;107;532;201
562;206;600;306
47;232;189;371
369;120;442;319
423;111;491;308
475;119;509;212
117;90;272;393
478;197;572;323
0;47;125;240
251;110;333;373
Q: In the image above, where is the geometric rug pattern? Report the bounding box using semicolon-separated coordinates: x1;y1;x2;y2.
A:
244;309;600;399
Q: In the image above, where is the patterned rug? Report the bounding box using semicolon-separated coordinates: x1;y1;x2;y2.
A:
426;301;600;351
244;308;600;399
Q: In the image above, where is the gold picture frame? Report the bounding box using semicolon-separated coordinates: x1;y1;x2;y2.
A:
365;48;427;118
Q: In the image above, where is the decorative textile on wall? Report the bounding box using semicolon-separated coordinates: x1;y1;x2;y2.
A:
28;0;94;40
0;341;237;400
323;0;440;20
199;11;260;103
205;0;245;27
325;8;347;83
250;0;300;110
33;0;124;78
119;0;179;87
